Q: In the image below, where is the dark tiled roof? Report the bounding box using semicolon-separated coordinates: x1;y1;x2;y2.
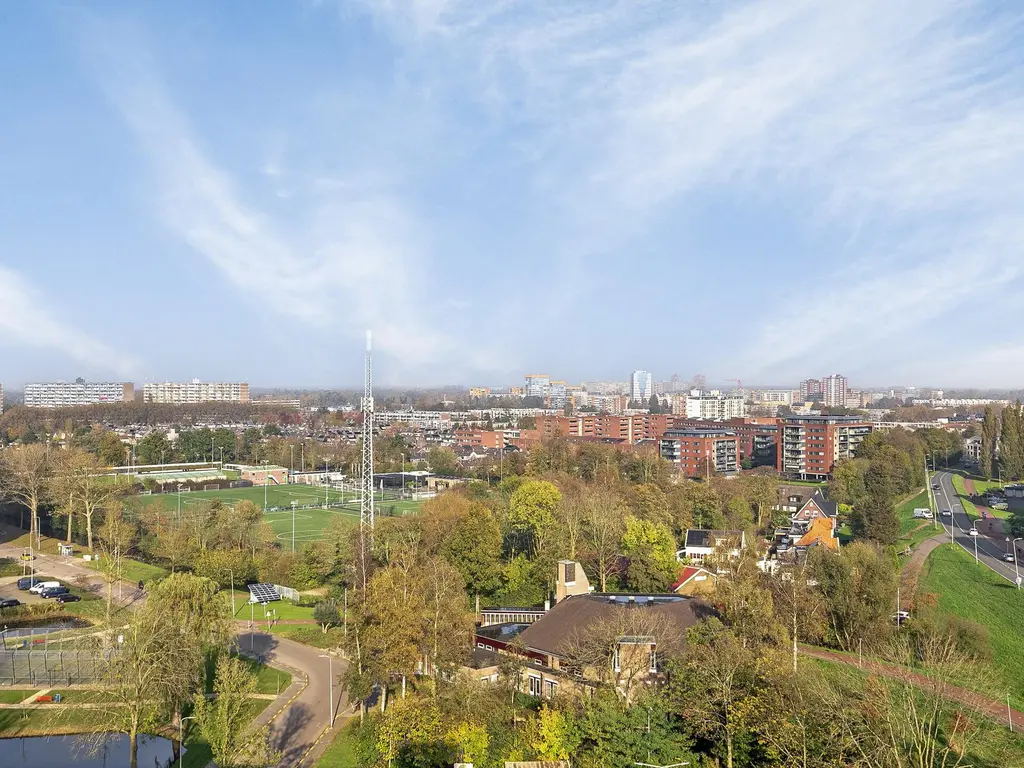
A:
684;529;743;548
517;593;714;658
809;489;839;518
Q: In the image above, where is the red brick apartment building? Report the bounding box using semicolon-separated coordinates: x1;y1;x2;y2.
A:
658;429;740;476
453;428;506;449
534;414;672;444
777;415;873;480
671;417;778;467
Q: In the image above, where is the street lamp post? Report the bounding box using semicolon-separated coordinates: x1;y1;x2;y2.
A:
179;715;195;767
318;654;334;728
1013;538;1022;590
975;533;980;565
264;461;269;511
229;569;236;617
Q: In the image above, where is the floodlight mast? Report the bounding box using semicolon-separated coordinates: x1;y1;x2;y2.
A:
360;330;375;534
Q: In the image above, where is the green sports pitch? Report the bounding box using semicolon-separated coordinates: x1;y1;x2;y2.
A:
138;483;423;544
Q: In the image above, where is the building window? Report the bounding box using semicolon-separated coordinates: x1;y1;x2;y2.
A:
546;680;558;697
612;647;620;672
528;675;542;696
649;648;658;673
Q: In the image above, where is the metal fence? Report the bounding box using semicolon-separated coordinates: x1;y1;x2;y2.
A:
0;649;115;686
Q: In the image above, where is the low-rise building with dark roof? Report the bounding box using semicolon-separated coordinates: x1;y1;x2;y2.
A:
678;529;745;562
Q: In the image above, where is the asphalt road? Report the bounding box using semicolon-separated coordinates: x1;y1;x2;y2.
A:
235;630;349;767
933;470;1022;586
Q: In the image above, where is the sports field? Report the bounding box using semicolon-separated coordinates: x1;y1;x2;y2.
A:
138;483;423;545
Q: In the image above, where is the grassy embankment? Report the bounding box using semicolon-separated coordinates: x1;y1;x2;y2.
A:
919;543;1024;711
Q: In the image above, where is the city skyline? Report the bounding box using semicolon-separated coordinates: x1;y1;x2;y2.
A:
2;3;1024;387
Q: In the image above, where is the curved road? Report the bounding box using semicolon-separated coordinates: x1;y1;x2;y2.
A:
933;470;1022;585
236;630;349;767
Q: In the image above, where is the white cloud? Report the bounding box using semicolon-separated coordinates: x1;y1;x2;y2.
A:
349;0;1024;380
80;19;493;380
0;267;141;378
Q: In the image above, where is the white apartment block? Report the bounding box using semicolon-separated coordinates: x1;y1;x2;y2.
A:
677;390;746;419
374;410;453;428
822;374;848;407
143;380;250;404
631;370;653;401
750;389;794;405
524;374;550;400
25;379;134;408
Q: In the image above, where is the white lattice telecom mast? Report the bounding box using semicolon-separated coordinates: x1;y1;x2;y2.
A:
360;330;375;532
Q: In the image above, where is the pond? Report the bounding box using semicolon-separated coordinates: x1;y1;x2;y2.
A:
0;734;181;767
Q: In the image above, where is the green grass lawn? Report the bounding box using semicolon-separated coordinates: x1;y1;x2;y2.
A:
228;591;315;620
181;698;270;768
894;490;943;553
84;557;168;585
139;483;422;544
315;722;361;768
0;707;113;735
268;624;346;649
919;543;1024;710
0;689;36;704
952;474;1008;520
230;653;293;695
46;689;124;704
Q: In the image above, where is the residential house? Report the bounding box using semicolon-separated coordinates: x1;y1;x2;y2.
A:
791;489;839;524
670;565;718;596
678;529;745;563
793;515;840;552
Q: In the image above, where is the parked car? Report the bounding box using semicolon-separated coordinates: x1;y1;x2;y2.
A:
913;508;933;519
968;528;979;537
40;586;69;599
1003;553;1015;563
55;593;81;604
0;599;21;609
893;610;910;624
29;581;60;594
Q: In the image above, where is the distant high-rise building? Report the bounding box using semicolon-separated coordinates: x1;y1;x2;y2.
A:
24;378;134;408
677;390;747;420
631;370;653;402
548;380;568;409
524;374;550;400
0;383;4;413
799;379;823;402
143;380;249;404
822;374;848;407
778;414;873;480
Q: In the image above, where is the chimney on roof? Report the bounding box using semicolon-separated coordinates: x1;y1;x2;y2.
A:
555;560;591;604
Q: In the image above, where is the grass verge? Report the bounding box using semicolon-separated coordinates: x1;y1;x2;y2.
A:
315;721;361;767
919;543;1024;710
268;624;345;649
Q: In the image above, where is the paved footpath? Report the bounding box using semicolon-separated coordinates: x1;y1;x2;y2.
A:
236;630;351;767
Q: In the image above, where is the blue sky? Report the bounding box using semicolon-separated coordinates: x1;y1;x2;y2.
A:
2;1;1023;390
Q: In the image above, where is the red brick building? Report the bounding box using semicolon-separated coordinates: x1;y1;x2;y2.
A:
777;415;872;480
670;417;778;467
534;414;672;444
453;428;506;449
659;428;740;476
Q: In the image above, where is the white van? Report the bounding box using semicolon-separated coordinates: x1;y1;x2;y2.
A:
29;581;60;594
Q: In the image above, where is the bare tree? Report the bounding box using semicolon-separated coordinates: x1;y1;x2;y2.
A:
49;447;122;549
562;607;685;706
96;501;138;627
0;444;50;550
582;486;626;592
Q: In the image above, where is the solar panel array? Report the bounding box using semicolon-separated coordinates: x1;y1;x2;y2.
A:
247;583;280;604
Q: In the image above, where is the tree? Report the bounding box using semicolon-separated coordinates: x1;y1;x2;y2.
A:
315;600;341;634
96;501;138;627
629;483;671;528
94;598;201;768
1000;401;1023;480
0;444;50;549
808;542;897;651
828;458;868;507
441;502;502;597
508;480;561;558
420;557;473;686
97;430;126;466
620;516;679;593
192;656;279;767
667;621;769;768
980;405;998;479
713;544;778;647
134;430;173;465
50;448;122;550
427;446;459;476
583;487;627;591
849;487;898;544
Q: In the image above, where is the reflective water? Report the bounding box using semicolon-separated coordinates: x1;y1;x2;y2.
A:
4;619;91;639
0;734;180;767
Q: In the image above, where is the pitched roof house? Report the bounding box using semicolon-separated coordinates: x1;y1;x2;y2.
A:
670;565;718;596
794;515;840;551
792;489;839;523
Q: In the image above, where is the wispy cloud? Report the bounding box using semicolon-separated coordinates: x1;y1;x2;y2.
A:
79;17;499;381
0;266;141;378
349;0;1024;380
